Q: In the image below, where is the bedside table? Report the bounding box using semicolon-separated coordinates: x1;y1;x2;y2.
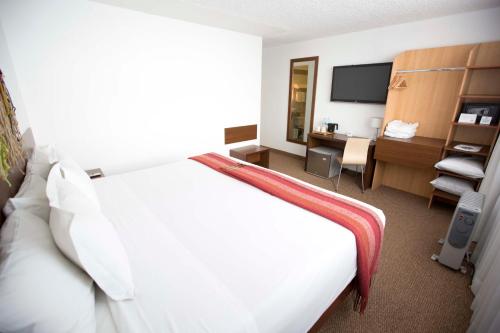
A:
229;145;270;168
85;168;104;179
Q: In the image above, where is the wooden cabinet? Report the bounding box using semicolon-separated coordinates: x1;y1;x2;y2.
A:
230;145;270;168
373;136;445;198
375;136;444;169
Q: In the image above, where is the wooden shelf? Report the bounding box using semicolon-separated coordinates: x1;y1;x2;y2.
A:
436;169;481;182
445;142;490;156
451;122;499;129
431;189;460;203
459;94;500;101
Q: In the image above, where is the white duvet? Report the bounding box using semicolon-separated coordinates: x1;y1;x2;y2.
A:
93;158;385;333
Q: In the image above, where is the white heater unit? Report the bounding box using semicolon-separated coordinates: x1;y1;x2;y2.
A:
432;191;484;271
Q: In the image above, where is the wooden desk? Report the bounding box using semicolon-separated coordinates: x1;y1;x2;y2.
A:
230;145;270;168
372;136;445;197
306;132;376;189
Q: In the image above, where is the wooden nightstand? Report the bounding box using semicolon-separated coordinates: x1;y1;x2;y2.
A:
230;145;270;168
85;168;104;179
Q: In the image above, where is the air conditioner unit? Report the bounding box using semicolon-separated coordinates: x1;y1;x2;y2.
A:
432;191;484;271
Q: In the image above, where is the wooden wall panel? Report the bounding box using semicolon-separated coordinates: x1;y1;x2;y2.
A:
391;45;474;71
472;41;500;66
382;45;475;140
467;69;500;95
374;163;435;198
385;71;463;139
224;124;257;144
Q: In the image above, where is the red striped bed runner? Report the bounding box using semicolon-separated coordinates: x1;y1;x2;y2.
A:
189;152;384;312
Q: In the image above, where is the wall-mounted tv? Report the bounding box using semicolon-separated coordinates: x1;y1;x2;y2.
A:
330;62;392;104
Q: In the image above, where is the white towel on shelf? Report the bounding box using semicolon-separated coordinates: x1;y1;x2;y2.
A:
383;129;415;139
386;120;419;134
384;120;418;138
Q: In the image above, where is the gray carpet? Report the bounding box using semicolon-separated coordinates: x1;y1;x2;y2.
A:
268;150;472;333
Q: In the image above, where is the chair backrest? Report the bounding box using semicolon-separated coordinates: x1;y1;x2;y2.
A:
342;138;371;165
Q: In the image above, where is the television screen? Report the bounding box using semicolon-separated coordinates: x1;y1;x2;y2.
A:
330;62;392;104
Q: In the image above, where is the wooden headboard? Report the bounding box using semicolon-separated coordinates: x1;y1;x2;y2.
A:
0;128;35;225
224;124;257;144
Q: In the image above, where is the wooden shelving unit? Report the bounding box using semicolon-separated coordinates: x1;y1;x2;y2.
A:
444;141;490;156
429;42;500;207
372;43;474;199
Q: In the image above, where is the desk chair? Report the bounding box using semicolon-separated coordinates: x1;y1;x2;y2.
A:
334;138;371;192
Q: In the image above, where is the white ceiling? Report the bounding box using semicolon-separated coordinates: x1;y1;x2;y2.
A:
94;0;500;46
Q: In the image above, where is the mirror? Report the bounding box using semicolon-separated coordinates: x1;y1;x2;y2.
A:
287;56;319;144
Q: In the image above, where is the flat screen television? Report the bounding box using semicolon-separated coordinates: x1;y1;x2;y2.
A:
330;62;392;104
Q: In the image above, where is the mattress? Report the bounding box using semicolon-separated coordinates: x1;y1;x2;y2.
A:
93;158;385;333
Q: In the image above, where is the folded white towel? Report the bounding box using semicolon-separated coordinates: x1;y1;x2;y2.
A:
386;120;419;135
384;129;416;139
386;119;418;129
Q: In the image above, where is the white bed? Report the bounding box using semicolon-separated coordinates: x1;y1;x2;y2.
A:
91;158;385;333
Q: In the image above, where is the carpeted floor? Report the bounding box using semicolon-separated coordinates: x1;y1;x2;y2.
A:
267;150;473;333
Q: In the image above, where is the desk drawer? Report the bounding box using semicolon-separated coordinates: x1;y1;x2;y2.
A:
375;137;443;168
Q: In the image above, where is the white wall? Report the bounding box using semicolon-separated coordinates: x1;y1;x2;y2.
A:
0;0;262;174
261;7;500;156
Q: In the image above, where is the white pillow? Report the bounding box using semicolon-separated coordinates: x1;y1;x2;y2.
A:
0;210;95;333
2;173;49;220
16;172;47;198
46;163;63;206
434;156;485;179
58;159;100;207
46;163;93;210
26;145;59;179
430;176;475;196
47;178;134;301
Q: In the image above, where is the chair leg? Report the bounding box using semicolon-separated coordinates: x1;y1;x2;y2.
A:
361;165;365;193
336;165;343;192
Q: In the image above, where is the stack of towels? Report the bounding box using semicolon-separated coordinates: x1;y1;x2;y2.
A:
384;120;418;139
